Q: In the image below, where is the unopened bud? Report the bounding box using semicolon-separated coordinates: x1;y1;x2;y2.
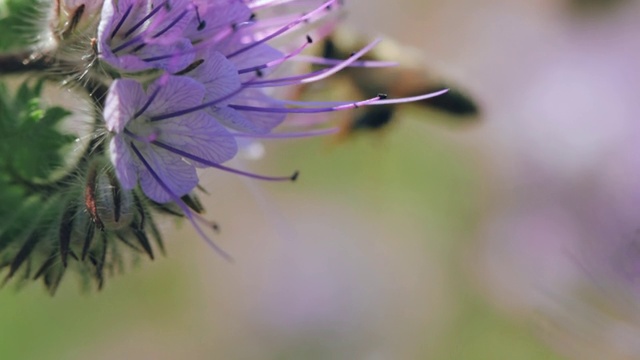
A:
50;0;104;43
85;159;134;231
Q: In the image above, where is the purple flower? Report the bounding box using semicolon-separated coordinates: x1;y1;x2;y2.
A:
99;0;447;259
105;75;237;203
180;49;287;134
98;0;197;73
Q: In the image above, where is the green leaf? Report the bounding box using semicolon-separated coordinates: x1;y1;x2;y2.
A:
0;0;41;51
0;79;75;181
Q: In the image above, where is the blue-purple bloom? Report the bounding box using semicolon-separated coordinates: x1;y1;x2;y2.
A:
0;0;453;292
105;75;237;203
97;0;447;255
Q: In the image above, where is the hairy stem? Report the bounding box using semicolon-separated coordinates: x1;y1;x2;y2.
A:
0;51;54;75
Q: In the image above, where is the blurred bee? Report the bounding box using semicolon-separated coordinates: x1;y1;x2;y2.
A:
294;28;480;140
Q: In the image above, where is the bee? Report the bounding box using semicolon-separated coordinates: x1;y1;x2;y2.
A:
295;28;480;140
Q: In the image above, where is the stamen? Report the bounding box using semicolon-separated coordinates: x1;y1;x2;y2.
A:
129;142;233;261
123;1;167;38
243;39;381;87
279;90;450;107
174;59;205;75
291;55;398;68
237;35;313;75
247;0;300;10
112;35;144;54
231;128;339;139
369;89;450;105
110;4;134;39
150;78;255;122
152;9;189;38
194;6;206;31
226;0;337;59
228;94;386;114
141;47;196;63
149;140;299;182
133;84;163;118
293;38;381;83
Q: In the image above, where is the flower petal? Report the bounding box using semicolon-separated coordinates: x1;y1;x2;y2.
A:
183;0;252;42
213;89;286;133
160;112;238;167
109;135;138;190
188;50;242;104
104;78;145;133
137;144;198;203
146;75;205;116
138;38;196;73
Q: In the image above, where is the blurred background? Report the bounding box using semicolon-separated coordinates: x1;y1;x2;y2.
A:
2;0;640;359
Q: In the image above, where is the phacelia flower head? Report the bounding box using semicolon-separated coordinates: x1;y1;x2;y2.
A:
0;0;449;292
97;0;448;255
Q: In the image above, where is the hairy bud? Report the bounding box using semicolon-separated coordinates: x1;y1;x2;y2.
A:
49;0;104;43
85;159;134;231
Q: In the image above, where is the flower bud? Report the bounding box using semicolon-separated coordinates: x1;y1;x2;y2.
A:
85;159;134;231
49;0;104;43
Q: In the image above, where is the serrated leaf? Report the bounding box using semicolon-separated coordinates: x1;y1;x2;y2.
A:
0;79;75;181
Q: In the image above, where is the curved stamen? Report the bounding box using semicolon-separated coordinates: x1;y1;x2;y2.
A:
150;76;257;122
152;9;189;38
237;35;313;75
226;0;337;59
124;1;167;38
229;94;386;114
148;139;298;182
110;4;134;39
292;55;398;68
243;39;381;88
299;38;382;83
129;142;233;261
231;127;339;139
112;35;144;53
133;85;163;119
369;89;450;105
279;89;450;107
246;0;300;10
194;5;206;31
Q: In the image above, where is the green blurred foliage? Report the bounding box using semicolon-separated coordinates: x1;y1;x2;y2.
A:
0;0;40;51
0;80;74;181
0;80;75;290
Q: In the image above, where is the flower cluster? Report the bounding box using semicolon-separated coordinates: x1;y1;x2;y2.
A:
95;0;446;254
0;0;446;292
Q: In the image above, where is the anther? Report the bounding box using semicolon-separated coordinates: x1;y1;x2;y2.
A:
377;93;388;99
194;6;206;31
306;35;313;44
175;59;205;75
